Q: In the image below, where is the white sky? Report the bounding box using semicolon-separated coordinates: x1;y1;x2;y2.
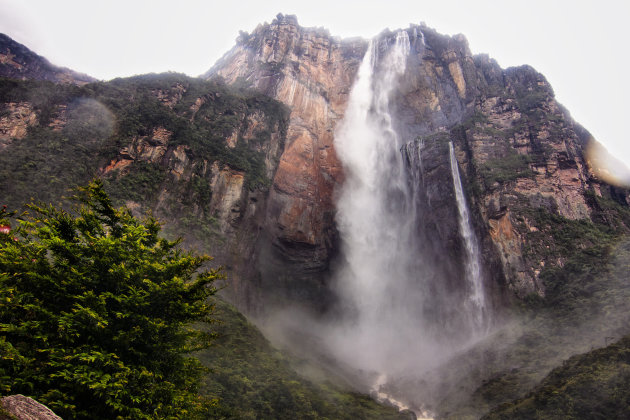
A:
0;0;629;168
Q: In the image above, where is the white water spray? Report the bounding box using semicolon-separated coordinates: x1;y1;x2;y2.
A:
449;141;487;331
333;31;420;373
322;29;489;416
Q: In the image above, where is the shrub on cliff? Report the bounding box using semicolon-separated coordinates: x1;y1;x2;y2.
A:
0;180;220;419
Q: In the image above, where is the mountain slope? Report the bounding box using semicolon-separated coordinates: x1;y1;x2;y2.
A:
0;71;291;308
398;234;630;419
207;14;630;311
483;334;630;419
0;33;94;84
199;298;411;419
204;14;630;418
0;69;411;417
206;14;365;310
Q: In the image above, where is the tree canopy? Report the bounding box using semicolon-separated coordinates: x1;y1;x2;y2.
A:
0;180;220;419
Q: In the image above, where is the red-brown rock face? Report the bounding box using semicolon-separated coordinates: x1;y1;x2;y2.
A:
446;63;630;298
1;17;627;309
207;15;367;302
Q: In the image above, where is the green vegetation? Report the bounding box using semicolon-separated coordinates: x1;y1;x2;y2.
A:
197;298;409;420
450;112;535;193
0;180;409;419
523;208;623;324
105;161;168;204
0;72;290;284
483;335;630;419
0;181;220;419
2;59;628;419
0;125;103;209
478;152;533;186
0;73;288;212
100;73;287;188
515;89;549;113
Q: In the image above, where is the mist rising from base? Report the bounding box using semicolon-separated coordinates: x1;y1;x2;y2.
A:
258;28;497;416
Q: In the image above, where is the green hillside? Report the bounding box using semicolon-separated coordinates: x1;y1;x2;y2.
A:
199;298;409;419
483;335;630;419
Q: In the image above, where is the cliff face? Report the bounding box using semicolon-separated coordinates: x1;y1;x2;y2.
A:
2;22;630;419
206;14;367;306
445;60;630;297
98;79;289;307
0;102;37;149
207;15;629;304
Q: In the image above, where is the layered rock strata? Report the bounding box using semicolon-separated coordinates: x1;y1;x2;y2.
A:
209;15;629;303
0;395;62;420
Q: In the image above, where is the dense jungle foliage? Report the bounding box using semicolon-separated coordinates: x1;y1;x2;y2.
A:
200;299;409;420
483;334;630;419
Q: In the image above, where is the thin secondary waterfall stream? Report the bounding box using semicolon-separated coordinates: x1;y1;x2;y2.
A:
449;142;487;332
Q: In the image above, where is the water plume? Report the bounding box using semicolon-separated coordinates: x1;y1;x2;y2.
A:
332;30;427;375
325;29;492;414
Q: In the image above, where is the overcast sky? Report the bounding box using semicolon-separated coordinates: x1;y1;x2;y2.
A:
1;0;629;169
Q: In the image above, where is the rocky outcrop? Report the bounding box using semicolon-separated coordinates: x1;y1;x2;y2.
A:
102;127;173;173
444;62;629;297
92;78;289;308
0;34;94;84
152;83;186;108
0;395;62;420
0;63;290;309
0;102;37;149
396;50;629;298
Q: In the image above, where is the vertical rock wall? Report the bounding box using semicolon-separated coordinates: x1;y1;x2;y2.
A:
209;15;629;307
207;14;367;308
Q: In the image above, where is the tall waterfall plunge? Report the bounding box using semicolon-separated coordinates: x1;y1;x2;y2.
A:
327;29;490;401
332;31;425;374
258;29;492;416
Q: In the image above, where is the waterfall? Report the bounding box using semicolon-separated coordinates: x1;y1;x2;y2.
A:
325;29;488;415
333;30;421;373
448;141;487;331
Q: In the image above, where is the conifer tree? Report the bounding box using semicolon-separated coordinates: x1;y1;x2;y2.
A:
0;180;219;419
